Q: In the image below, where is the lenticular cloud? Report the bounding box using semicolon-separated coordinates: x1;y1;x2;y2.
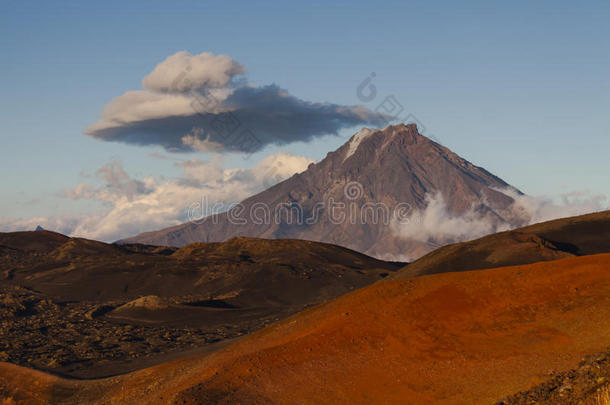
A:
85;51;389;154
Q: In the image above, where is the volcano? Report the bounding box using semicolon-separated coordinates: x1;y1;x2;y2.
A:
123;124;524;259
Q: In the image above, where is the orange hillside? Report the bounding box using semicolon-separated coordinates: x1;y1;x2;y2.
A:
2;254;610;404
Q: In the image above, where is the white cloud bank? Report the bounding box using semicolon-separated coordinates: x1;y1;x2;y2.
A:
392;188;609;246
85;51;389;153
0;152;313;242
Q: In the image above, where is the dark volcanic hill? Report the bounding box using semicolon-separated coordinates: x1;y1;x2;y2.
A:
0;230;400;377
123;123;524;259
1;231;397;303
396;209;610;278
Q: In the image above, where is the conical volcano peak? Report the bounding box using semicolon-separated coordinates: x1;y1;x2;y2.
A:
383;122;419;132
340;123;438;165
379;123;428;143
352;123;420;138
342;124;421;160
343;128;377;161
124;120;519;259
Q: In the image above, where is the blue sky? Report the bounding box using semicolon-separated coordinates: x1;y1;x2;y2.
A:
0;0;608;237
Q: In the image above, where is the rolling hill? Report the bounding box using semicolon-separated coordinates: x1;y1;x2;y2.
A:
396;209;610;278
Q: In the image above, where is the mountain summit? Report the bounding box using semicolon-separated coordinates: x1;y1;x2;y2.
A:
124;124;524;259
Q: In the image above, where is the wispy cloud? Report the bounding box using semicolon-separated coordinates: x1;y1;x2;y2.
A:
0;152;313;242
392;189;609;246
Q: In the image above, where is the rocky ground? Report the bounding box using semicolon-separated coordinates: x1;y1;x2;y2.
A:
0;286;268;378
497;348;610;405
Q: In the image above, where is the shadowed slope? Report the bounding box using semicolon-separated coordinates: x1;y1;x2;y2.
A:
396;210;610;279
0;230;70;253
1;232;399;303
3;254;609;404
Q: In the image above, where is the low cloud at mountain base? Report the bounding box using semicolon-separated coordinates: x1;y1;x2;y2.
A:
392;188;609;248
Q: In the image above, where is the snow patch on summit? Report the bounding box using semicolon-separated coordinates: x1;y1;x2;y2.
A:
343;128;375;162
